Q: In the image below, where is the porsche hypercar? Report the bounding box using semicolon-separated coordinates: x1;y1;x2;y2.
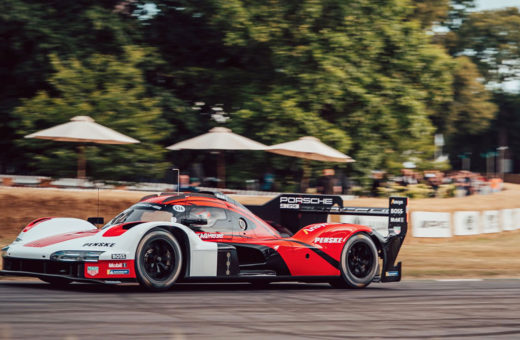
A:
1;192;408;291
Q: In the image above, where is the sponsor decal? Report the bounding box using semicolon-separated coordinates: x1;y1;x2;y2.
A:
412;212;451;237
280;203;300;209
482;210;500;233
390;208;404;215
111;253;126;260
303;224;327;234
421;221;449;229
280;196;334;205
314;237;343;244
83;242;115;247
215;192;228;201
386;271;399;277
453;211;479;236
390;217;404;223
173;205;185;212
198;233;224;239
391;199;404;205
108;262;127;268
465;216;475;231
107;269;130;275
87;266;99;276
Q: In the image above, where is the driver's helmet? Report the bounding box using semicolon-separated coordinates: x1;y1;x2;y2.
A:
191;207;213;226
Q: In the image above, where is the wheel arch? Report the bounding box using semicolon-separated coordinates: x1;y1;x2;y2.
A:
339;230;379;288
150;225;191;278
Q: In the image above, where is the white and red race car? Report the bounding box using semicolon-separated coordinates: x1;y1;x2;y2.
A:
1;192;408;291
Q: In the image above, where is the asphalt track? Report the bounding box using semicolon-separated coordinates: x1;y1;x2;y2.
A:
0;279;519;339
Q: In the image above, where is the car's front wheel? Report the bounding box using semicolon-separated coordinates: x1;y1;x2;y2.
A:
336;233;378;288
135;229;183;291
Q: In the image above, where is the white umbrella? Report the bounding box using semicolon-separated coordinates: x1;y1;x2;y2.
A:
167;127;266;151
266;136;354;163
25;115;140;144
166;127;267;188
25;115;140;178
266;136;354;192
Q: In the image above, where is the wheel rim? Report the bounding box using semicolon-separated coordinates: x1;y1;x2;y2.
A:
347;241;374;279
142;239;175;281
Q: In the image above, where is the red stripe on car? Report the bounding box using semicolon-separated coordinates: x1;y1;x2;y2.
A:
24;229;99;247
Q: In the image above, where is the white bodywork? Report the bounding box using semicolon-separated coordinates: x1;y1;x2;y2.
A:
5;218;218;277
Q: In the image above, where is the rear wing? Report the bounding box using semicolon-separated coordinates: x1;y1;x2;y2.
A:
246;194;408;237
246;194;408;282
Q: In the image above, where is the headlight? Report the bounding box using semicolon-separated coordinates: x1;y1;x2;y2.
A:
1;246;8;257
50;250;104;262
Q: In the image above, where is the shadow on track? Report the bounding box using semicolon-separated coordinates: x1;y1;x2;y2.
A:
0;280;366;294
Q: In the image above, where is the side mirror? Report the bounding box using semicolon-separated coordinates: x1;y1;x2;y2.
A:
88;217;104;225
181;218;208;226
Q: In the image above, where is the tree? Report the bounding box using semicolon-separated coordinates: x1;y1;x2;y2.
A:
412;0;450;28
13;47;170;180
434;56;497;135
0;0;140;173
434;6;519;171
139;0;455;179
450;7;520;84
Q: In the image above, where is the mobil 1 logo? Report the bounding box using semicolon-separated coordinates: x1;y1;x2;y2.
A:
389;197;407;231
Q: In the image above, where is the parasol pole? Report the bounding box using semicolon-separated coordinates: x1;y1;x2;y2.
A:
77;144;86;179
300;159;310;193
217;151;225;189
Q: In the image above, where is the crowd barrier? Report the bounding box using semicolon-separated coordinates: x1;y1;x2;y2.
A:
341;209;520;238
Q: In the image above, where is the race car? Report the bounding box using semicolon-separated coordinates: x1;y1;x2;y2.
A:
1;192;408;291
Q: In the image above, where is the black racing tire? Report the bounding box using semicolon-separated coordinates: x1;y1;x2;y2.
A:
338;233;378;289
135;229;183;291
39;277;72;287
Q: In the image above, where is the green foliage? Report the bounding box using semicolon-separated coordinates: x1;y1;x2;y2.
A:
0;0;140;172
142;0;455;180
377;183;455;198
412;0;450;28
13;47;170;180
3;0;515;187
450;7;520;83
434;56;497;135
434;5;519;173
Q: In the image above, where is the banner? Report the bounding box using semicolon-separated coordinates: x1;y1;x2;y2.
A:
340;215;389;237
502;209;515;231
515;209;520;230
411;212;451;237
453;211;480;236
481;210;501;233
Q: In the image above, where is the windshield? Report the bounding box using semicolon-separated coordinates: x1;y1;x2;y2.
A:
103;203;184;229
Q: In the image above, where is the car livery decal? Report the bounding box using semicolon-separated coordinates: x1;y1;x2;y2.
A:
24;229;99;247
284;239;340;269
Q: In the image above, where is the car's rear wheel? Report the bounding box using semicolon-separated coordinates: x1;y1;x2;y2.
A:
135;229;183;291
336;233;378;288
39;277;72;287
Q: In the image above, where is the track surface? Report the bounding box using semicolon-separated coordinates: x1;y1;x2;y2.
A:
0;280;519;339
